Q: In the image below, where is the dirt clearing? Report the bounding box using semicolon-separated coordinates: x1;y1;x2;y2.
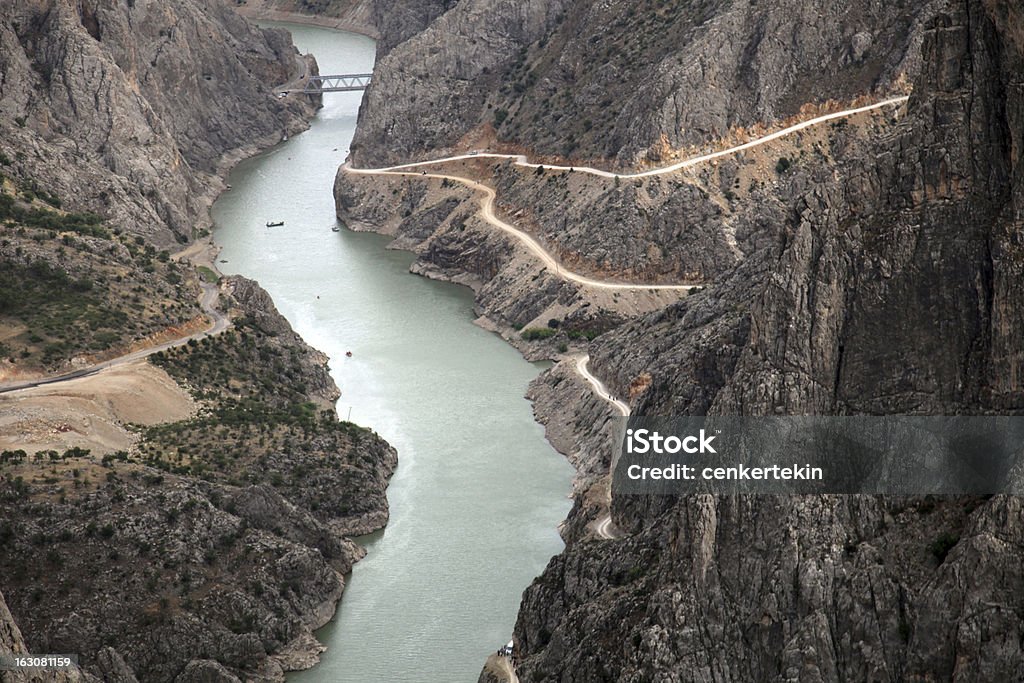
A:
0;360;194;454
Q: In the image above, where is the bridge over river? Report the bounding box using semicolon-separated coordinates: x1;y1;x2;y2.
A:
281;73;372;94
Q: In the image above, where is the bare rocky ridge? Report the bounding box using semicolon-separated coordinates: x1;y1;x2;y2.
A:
350;0;946;167
0;0;318;248
335;0;1024;680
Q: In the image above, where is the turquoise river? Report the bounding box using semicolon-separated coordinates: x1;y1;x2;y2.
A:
210;22;574;683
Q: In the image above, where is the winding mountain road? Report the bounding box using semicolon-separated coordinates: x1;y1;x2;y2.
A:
3;97;907;424
574;354;629;541
495;655;520;683
346;96;906;293
575;354;630;418
348;97;910;542
345;165;697;291
348;97;908;182
594;513;619;541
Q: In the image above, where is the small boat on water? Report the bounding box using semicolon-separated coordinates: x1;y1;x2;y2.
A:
332;226;340;232
345;351;353;357
266;221;285;228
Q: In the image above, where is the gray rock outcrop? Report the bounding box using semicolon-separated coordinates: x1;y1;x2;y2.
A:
351;0;946;167
174;659;242;683
0;589;99;682
339;0;1024;680
509;2;1024;680
0;0;318;247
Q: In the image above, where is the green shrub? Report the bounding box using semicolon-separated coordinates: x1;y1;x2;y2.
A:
196;266;219;283
0;192;107;238
566;328;601;341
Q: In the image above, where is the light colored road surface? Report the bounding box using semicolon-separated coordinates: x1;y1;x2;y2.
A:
496;655;520;683
350;97;908;180
575;354;630;417
273;50;314;95
0;281;228;395
575;354;628;541
594;513;619;541
344;165;697;292
346;96;906;293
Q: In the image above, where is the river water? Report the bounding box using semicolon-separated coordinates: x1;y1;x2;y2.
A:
211;23;573;683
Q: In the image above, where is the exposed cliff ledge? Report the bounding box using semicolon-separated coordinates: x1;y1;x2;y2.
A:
0;0;318;248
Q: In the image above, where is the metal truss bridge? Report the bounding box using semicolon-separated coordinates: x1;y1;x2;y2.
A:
292;73;372;94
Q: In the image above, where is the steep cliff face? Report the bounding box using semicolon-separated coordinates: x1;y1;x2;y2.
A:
0;0;316;247
351;0;945;167
591;0;1023;419
335;0;1023;678
371;0;455;52
506;1;1024;681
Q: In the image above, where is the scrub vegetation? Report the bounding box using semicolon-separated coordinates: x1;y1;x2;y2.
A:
145;317;386;520
0;175;201;369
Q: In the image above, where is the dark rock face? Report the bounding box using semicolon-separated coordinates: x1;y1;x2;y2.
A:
507;2;1024;681
0;589;97;682
370;0;456;54
0;479;344;682
490;162;739;282
351;0;946;167
0;0;316;247
339;0;1024;679
173;659;241;683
